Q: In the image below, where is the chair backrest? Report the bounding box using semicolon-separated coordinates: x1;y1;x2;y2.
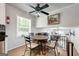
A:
55;39;59;47
29;33;34;36
36;33;42;35
50;35;60;41
24;36;31;43
43;33;49;36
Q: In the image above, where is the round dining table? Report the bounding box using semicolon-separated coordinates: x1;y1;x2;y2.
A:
32;35;49;55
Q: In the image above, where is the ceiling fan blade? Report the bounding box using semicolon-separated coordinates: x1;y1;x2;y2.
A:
29;11;35;13
40;11;49;15
40;4;49;10
29;5;36;9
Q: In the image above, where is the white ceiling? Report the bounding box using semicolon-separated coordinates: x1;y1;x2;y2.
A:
8;3;74;16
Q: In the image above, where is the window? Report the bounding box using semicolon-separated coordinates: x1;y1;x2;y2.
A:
17;16;31;37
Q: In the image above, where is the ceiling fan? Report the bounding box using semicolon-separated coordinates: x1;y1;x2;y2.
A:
29;4;49;16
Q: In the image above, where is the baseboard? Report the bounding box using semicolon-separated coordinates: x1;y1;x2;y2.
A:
7;43;25;52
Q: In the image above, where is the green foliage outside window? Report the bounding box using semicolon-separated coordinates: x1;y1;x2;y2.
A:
17;16;31;36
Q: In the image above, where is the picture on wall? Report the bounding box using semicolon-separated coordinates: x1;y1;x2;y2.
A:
48;13;60;25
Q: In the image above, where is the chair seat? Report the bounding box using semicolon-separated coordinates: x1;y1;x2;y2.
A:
46;41;56;48
27;43;38;49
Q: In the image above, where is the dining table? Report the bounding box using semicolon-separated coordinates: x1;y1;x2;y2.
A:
32;35;49;55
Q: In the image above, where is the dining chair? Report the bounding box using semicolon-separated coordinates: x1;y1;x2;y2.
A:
46;35;60;56
23;36;38;56
47;40;59;56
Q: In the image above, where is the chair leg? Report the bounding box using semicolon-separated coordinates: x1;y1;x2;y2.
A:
23;45;27;56
56;48;58;56
55;47;60;56
30;49;31;56
24;49;27;56
54;49;56;56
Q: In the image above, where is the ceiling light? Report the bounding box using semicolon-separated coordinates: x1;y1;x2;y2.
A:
35;12;40;17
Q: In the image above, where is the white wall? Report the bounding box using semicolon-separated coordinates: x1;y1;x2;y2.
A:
36;4;79;28
6;4;36;51
0;3;5;25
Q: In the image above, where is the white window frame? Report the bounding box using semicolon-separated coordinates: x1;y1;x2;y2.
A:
17;16;31;37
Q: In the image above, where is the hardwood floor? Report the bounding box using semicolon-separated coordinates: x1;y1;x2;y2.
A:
8;45;67;56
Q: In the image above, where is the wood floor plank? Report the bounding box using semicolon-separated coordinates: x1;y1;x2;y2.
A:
8;45;67;56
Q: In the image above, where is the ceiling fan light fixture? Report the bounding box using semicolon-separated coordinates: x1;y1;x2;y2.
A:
35;12;40;17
